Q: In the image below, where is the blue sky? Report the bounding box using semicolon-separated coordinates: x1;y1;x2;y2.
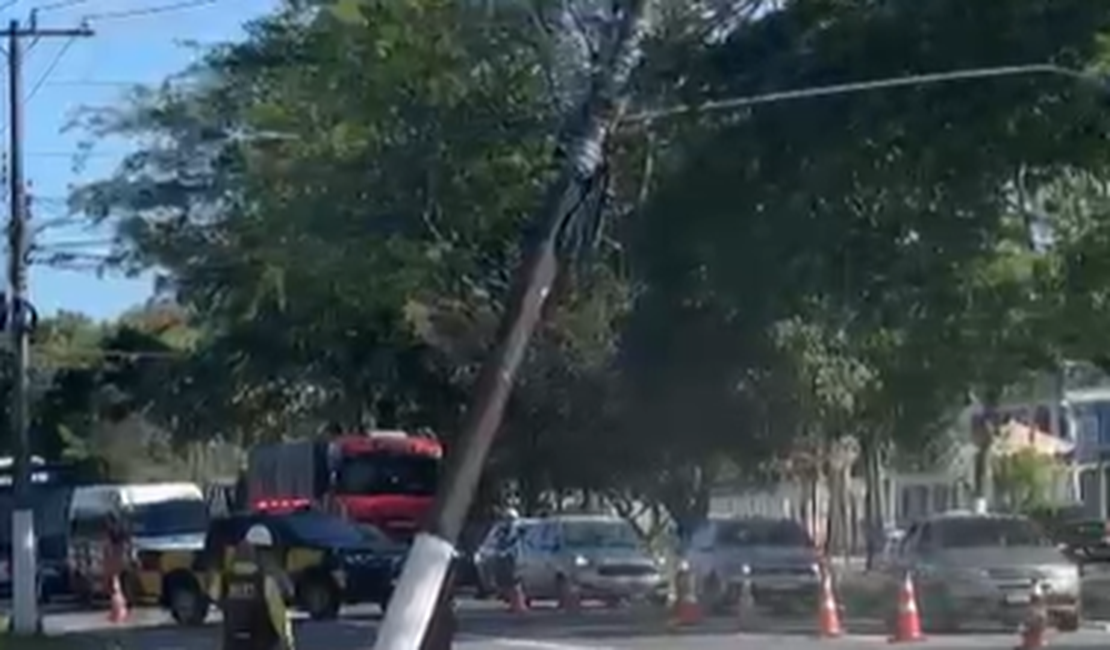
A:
6;0;278;320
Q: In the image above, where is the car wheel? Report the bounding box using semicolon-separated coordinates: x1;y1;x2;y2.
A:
167;579;209;626
377;586;395;613
300;576;341;620
1056;611;1081;632
699;573;725;614
555;574;573;608
921;592;960;634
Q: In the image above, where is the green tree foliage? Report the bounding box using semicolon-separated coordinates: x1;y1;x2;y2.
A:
36;0;1110;529
621;0;1110;505
993;449;1066;514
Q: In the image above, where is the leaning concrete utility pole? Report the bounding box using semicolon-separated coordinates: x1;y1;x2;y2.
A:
373;2;652;650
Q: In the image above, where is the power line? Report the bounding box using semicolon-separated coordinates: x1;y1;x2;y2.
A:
84;0;216;21
38;79;138;86
25;35;75;103
33;0;91;12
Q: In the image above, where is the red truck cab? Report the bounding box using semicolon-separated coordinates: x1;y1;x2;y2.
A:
246;431;442;542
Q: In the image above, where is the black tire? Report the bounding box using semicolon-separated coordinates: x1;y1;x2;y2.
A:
1056;611;1081;633
299;575;341;621
700;573;725;615
555;574;578;608
166;577;210;626
377;585;395;613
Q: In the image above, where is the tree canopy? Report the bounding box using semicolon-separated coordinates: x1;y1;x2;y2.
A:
13;0;1110;523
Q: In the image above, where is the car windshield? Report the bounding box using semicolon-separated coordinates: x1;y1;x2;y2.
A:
280;511;369;547
936;517;1051;548
335;453;438;497
716;519;813;547
129;499;209;537
562;520;640;549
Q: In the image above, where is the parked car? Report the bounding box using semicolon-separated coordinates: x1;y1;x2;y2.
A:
879;510;1080;632
683;515;822;613
514;514;665;606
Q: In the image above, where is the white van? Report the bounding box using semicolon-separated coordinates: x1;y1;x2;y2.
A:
68;482;210;601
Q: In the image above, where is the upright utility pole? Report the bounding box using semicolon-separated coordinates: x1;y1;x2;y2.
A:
373;2;651;650
7;18;93;635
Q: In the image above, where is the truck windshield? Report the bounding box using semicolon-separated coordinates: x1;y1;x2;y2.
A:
128;499;209;537
335;453;438;497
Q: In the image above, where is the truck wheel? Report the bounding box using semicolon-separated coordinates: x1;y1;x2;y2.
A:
167;579;209;626
300;576;341;620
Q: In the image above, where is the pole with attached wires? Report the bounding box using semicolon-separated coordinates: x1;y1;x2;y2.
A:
6;17;93;635
373;2;653;650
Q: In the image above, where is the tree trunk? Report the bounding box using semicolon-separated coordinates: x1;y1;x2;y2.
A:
861;434;887;569
657;464;710;545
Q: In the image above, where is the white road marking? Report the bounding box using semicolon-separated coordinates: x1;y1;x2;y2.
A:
485;637;618;650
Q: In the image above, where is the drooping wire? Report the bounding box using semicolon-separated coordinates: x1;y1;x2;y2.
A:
25;35;76;103
33;0;91;12
83;0;215;21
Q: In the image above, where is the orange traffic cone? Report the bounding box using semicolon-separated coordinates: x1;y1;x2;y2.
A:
889;571;924;643
668;562;702;629
816;568;843;638
107;574;128;623
1015;582;1047;650
506;577;529;614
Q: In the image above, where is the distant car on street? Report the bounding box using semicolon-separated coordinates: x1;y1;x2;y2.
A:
683;516;822;614
513;514;665;606
877;510;1080;632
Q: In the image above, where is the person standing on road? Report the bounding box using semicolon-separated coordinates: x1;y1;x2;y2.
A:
209;524;295;650
494;508;521;595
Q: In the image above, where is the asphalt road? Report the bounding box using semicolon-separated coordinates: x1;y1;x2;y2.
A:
6;599;1110;650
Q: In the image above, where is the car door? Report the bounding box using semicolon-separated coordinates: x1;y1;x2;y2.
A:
475;523;507;590
517;522;553;596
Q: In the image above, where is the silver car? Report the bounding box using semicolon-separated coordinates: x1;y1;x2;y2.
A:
516;514;666;605
884;511;1080;631
684;516;822;613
